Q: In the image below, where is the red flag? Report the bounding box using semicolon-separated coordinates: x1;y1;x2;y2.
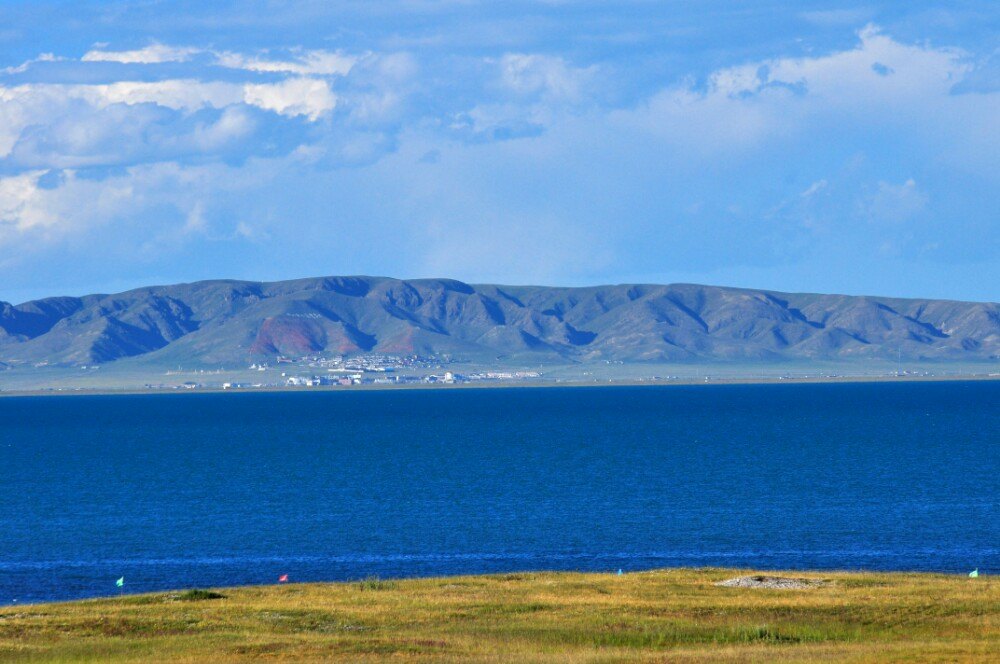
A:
278;574;289;583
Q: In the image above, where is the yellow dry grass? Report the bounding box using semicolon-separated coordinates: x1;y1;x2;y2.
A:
0;568;996;662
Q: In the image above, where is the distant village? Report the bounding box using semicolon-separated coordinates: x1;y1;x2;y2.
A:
165;354;543;390
6;352;997;395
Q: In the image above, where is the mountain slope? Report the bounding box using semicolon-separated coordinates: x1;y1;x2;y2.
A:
1;276;998;367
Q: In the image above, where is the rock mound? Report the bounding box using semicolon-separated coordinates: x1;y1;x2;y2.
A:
715;575;827;589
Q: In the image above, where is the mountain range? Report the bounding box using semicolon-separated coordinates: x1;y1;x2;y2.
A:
1;276;998;368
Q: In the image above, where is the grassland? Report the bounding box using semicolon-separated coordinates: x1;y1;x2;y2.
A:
0;569;995;662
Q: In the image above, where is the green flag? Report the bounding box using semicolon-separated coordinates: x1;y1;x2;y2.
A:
116;576;124;587
969;569;979;578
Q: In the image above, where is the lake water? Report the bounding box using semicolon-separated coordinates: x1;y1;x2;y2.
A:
1;382;997;604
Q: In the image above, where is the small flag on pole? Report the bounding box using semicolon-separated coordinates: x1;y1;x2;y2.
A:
278;574;289;583
115;577;124;588
969;569;979;578
617;569;623;576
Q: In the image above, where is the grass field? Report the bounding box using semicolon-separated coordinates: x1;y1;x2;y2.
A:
0;569;995;662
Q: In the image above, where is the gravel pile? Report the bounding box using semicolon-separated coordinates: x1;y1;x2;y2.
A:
715;575;827;589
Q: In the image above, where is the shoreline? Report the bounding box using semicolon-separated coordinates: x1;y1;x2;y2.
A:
3;564;985;609
1;370;998;398
3;568;994;662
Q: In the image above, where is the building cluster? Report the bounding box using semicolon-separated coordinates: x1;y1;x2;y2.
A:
291;353;441;372
148;354;546;391
465;371;541;380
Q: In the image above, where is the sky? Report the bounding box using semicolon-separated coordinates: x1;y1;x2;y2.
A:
0;1;997;304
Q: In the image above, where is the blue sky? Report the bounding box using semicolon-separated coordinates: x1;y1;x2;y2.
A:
0;1;997;304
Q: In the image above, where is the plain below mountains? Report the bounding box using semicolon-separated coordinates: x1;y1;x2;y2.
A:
1;276;998;368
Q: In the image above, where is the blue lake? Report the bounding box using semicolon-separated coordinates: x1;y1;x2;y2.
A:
1;381;997;604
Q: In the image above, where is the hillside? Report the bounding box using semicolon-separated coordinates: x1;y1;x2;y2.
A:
1;276;998;368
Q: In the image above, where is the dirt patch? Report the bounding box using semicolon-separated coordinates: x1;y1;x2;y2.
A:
715;575;827;590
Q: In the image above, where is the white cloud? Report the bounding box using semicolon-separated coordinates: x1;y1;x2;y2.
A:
0;171;49;234
82;43;201;64
0;76;336;164
334;52;419;128
0;159;274;253
243;77;337;120
865;179;929;224
0;26;995;282
621;84;791;155
182;201;208;235
0;169;133;244
614;25;986;159
0;43;346;170
764;25;969;104
497;53;596;104
707;63;769;96
0;81;247;163
2;52;64;75
81;42;356;76
214;49;356;76
449;53;598;141
700;24;969;102
78;80;243;111
801;180;828;197
190;106;258;149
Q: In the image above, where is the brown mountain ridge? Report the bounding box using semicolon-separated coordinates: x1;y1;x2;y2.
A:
1;276;998;367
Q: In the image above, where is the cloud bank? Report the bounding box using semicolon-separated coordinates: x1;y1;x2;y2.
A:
0;11;997;303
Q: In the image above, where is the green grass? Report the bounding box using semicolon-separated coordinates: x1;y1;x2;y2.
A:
0;568;995;662
355;575;399;592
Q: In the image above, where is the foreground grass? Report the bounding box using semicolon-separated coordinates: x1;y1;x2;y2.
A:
0;569;995;662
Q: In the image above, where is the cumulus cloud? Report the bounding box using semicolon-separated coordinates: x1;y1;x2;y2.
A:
447;53;599;142
0;159;273;254
335;52;419;127
214;49;356;76
5;105;268;170
497;53;597;104
698;24;968;101
615;24;984;160
763;25;968;103
59;80;241;111
0;169;134;244
82;43;202;64
0;76;337;173
243;77;336;120
0;26;996;297
0;78;335;118
0;171;50;235
0;42;350;173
